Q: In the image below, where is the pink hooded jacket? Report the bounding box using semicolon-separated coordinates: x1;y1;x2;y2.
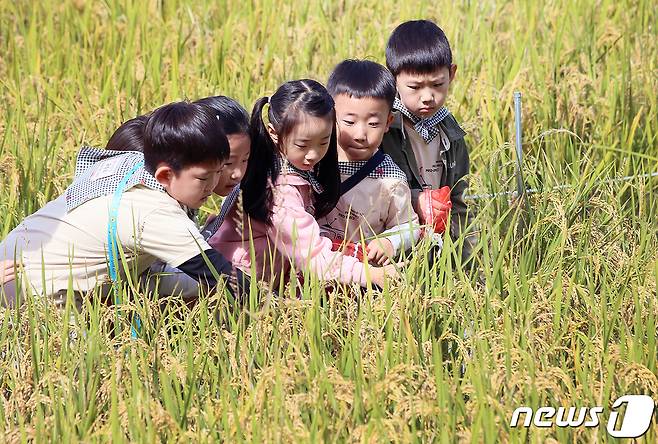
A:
208;173;368;287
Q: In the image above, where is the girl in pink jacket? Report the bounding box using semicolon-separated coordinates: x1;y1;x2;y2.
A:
208;79;396;290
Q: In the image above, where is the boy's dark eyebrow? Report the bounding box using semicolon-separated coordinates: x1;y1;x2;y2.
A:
406;75;446;83
340;111;384;117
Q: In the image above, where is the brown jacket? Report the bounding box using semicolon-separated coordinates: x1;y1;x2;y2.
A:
381;111;477;262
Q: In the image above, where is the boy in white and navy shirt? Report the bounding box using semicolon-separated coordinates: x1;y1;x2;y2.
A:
0;102;247;307
317;59;420;265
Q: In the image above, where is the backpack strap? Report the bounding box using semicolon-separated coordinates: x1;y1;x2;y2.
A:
107;160;144;338
201;184;240;240
340;148;385;196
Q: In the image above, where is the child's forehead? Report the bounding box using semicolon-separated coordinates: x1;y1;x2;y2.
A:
396;67;451;81
179;159;223;173
290;113;334;137
227;132;251;154
333;94;391;114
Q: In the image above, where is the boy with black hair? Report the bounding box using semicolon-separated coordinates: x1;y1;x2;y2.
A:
382;19;477;262
0;101;246;307
318;59;420;265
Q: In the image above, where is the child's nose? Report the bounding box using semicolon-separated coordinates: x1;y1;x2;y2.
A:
306;150;320;163
354;124;367;141
421;90;435;103
231;167;244;181
209;173;220;190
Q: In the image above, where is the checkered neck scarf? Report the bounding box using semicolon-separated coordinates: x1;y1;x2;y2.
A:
201;184;240;240
393;97;450;144
65;147;164;211
338;154;407;182
280;159;324;194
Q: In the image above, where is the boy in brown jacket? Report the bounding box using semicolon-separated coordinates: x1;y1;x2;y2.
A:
381;20;477;263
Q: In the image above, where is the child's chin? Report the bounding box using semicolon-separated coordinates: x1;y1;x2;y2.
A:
187;197;207;209
346;148;376;161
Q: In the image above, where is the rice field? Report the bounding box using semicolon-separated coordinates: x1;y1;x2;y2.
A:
1;0;657;441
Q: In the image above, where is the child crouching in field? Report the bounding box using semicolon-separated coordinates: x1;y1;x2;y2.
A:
317;59;420;265
195;96;251;200
382;20;477;263
143;96;252;298
0;101;247;307
208;79;397;290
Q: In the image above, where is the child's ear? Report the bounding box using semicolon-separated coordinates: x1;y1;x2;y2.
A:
384;111;395;132
153;164;175;188
266;123;279;145
449;64;457;82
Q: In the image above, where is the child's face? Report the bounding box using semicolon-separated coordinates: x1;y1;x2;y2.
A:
270;114;333;171
156;160;223;209
334;94;393;162
395;65;457;118
214;133;250;196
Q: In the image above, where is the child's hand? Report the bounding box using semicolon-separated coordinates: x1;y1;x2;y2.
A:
370;263;401;288
0;259;16;284
418;186;452;233
366;238;394;266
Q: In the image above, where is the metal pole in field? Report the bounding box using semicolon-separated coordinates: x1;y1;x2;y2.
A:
513;92;526;199
512;91;530;235
464;92;658;202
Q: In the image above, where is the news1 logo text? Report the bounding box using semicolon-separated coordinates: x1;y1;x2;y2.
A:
510;395;656;438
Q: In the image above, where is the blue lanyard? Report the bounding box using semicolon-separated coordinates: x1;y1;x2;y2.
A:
107;161;144;337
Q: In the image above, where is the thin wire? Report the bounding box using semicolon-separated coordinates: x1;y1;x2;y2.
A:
465;171;658;201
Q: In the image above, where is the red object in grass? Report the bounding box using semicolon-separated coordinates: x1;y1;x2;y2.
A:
330;238;365;261
418;186;452;233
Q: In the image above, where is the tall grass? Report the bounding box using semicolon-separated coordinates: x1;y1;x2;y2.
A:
1;0;657;441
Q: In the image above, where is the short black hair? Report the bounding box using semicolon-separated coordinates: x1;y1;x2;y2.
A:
326;59;396;109
143;101;229;174
106;114;149;152
193;95;250;136
386;20;453;76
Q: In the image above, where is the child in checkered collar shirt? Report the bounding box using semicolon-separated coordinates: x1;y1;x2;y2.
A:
317;59;421;265
381;20;478;264
208;79;398;289
0;102;247;307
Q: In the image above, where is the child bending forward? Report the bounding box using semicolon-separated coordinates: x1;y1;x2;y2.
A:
208;79;396;289
0;102;245;307
317;59;420;265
